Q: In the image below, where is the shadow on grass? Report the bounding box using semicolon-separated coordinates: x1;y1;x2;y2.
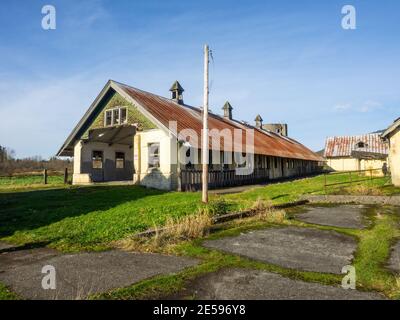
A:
0;185;167;238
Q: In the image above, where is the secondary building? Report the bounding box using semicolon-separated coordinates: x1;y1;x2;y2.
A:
324;133;388;173
382;118;400;186
57;80;323;191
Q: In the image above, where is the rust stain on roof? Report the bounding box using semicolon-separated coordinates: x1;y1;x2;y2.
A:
117;82;322;162
324;133;388;158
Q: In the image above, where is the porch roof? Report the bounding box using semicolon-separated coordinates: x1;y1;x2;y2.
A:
86;124;136;146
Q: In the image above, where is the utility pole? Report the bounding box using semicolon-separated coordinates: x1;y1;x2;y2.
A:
202;44;209;203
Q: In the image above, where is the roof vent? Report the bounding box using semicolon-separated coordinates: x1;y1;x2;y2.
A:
222;101;233;120
254;114;263;129
169;81;184;105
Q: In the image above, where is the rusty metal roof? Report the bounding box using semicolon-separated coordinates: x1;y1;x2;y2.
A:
116;81;322;161
57;80;323;161
324;133;388;158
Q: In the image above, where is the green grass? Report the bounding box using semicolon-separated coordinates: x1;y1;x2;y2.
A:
0;175;67;192
1;173;398;252
1;173;400;300
0;283;19;300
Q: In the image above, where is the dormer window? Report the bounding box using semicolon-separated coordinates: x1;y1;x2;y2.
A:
356;141;367;148
104;107;127;127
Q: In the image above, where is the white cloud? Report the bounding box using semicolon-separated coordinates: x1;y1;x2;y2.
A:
333;103;352;111
359;100;383;113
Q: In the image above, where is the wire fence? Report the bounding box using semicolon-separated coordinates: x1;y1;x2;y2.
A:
0;168;71;185
323;168;389;194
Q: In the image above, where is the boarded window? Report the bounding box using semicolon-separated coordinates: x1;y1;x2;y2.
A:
115;152;125;169
148;143;160;168
92;151;103;169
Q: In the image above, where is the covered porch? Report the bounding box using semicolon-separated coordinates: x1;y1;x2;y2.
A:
72;125;136;184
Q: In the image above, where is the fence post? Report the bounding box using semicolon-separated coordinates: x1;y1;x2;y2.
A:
43;169;48;185
64;168;68;184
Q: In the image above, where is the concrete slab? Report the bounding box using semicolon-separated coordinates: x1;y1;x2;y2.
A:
203;227;357;274
172;268;384;300
0;241;18;251
388;241;400;273
295;205;367;229
0;249;197;300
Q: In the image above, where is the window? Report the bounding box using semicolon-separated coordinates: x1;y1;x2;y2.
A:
120;108;127;124
104;107;128;126
148;143;160;168
115;152;125;169
267;157;271;170
356;141;367;148
274;157;278;169
92;151;103;169
113;109;120;125
105;110;112;126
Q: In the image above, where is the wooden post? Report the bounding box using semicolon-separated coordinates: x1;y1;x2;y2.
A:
202;44;209;203
64;168;68;184
43;169;48;185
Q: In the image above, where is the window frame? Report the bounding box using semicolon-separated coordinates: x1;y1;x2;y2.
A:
104;107;128;127
92;150;104;169
148;142;160;169
115;152;125;169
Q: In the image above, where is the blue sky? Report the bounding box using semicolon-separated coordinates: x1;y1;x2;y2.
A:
0;0;399;158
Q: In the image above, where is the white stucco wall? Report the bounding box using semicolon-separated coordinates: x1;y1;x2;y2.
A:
72;140;134;184
133;128;177;190
326;157;386;175
388;128;400;186
326;158;361;171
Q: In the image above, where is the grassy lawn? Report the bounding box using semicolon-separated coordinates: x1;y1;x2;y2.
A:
0;173;398;252
0;175;67;193
1;173;400;300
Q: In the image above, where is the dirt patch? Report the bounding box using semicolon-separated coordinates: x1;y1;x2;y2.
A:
170;268;385;300
295;205;367;229
203;227;357;274
0;249;197;300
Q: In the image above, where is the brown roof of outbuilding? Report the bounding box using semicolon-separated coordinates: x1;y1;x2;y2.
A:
324;133;388;158
57;80;323;161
